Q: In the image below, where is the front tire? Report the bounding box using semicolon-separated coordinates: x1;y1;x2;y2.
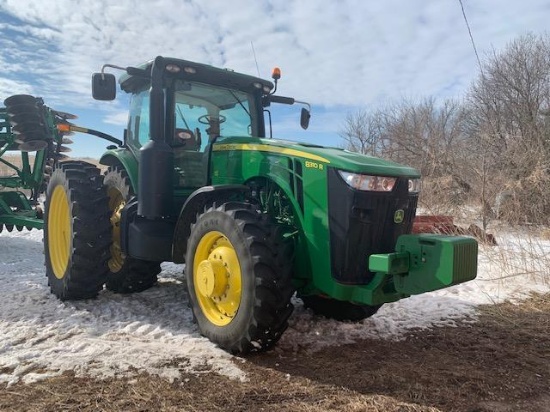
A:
186;202;294;354
44;161;111;300
103;166;161;293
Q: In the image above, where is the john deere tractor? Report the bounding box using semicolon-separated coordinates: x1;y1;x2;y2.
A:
43;56;478;354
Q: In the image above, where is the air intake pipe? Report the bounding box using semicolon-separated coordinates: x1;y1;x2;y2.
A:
138;56;174;219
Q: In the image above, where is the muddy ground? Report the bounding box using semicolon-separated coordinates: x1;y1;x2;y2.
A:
0;294;548;412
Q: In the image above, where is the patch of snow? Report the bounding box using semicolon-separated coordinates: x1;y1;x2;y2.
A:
0;228;548;384
0;229;245;386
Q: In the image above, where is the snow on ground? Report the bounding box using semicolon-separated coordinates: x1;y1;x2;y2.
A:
0;228;548;385
0;229;242;386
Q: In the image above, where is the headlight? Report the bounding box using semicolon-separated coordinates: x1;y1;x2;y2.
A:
338;171;396;192
408;178;422;193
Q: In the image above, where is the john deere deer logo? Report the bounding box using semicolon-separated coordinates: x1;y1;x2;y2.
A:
394;209;404;224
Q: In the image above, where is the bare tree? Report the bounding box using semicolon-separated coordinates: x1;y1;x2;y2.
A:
341;98;471;212
380;98;468;176
339;110;383;156
468;33;550;224
340;33;550;225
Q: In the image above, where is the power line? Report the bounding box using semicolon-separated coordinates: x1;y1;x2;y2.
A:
458;0;484;76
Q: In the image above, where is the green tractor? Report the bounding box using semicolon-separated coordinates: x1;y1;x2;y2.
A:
43;56;478;354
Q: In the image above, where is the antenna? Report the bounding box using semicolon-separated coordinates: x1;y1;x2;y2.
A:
251;41;261;77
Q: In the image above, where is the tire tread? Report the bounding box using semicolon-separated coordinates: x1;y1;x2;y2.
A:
44;161;111;300
186;202;294;354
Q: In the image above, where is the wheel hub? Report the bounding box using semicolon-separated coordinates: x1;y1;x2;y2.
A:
197;259;227;299
193;232;242;326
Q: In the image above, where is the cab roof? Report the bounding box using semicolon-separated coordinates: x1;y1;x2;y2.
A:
119;57;274;94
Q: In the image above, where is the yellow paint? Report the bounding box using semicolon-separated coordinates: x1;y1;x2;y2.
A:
213;143;330;164
107;186;126;273
193;231;242;326
48;185;71;279
304;160;324;170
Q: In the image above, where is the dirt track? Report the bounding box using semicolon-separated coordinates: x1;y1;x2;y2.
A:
0;294;548;412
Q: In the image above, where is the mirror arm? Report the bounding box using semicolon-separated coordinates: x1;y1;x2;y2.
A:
294;100;311;111
100;64;149;79
100;64;126;79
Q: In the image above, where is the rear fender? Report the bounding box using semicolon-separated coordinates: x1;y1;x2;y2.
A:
99;150;138;192
172;185;250;263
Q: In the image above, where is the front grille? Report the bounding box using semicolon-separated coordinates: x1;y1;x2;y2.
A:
327;168;418;284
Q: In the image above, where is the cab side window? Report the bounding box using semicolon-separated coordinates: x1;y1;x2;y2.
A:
127;89;150;148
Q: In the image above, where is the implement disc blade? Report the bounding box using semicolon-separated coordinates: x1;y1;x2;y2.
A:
53;110;78;120
6;103;39;117
4;94;36;106
12;121;44;135
19;140;48;152
8;113;42;126
14;131;48;144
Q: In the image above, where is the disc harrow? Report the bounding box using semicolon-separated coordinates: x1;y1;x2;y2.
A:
0;94;75;231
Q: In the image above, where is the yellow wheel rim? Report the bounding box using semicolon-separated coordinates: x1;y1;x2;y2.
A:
193;231;242;326
48;185;72;279
107;186;125;273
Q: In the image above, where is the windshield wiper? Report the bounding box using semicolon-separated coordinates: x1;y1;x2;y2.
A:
177;106;191;129
228;90;251;119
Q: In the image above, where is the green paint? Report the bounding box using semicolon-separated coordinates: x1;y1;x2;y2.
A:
100;149;139;191
393;234;478;294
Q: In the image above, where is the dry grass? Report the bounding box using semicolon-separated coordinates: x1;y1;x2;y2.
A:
418;201;550;286
0;154;28;177
0;294;548;412
540;227;550;240
0;155;102;175
478;226;550;288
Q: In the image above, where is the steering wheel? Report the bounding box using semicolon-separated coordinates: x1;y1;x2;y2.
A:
198;114;226;125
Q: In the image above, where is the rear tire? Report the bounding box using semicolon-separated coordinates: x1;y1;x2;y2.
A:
301;295;382;321
103;166;161;293
44;161;111;300
186;202;294;354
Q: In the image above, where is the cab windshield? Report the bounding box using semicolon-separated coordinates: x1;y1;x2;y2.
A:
174;80;257;150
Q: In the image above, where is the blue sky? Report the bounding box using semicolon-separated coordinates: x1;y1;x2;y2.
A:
0;0;548;158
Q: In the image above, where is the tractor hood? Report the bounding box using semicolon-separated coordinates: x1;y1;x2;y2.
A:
213;137;420;178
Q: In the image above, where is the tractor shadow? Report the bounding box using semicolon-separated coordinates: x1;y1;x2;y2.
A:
0;232;196;337
0;230;43;264
248;296;550;412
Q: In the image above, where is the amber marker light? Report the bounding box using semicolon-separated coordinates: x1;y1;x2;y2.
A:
271;67;281;80
57;123;71;133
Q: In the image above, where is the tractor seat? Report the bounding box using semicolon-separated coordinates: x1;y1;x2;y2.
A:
174;128;201;151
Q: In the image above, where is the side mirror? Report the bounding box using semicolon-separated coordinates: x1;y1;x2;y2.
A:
300;107;310;130
92;73;116;101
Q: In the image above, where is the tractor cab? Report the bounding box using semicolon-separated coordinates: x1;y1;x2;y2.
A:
123;79;261;189
93;57;309;146
93;57;301;191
